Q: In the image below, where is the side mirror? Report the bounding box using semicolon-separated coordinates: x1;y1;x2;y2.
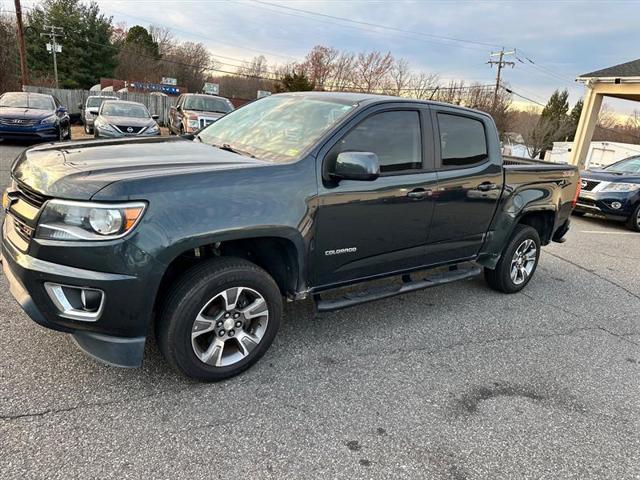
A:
88;108;99;115
332;152;380;181
176;105;182;112
57;106;67;114
151;114;159;120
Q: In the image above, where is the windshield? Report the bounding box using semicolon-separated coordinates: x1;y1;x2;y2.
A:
184;96;233;113
87;97;116;108
197;95;356;162
605;156;640;174
0;93;54;110
101;102;150;118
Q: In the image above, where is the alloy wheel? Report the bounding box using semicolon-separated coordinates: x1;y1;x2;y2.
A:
191;286;269;367
510;239;537;285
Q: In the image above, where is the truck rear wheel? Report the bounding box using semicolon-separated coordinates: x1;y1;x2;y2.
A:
157;257;282;381
484;225;541;293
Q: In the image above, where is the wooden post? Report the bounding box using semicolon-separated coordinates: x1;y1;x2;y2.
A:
14;0;29;86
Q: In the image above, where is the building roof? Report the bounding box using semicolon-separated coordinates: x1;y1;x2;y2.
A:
579;58;640;78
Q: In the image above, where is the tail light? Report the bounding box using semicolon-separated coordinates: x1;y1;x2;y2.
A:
572;177;581;208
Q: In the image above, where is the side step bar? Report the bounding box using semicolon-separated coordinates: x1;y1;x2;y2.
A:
314;265;482;312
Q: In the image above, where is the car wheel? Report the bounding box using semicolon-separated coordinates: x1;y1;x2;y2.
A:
157;257;282;381
626;204;640;232
84;123;92;135
484;224;541;293
65;125;72;140
58;125;64;142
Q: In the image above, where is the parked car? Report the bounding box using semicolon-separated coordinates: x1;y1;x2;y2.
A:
0;92;71;142
79;95;118;134
574;155;640;231
92;100;160;138
168;93;234;135
2;92;579;381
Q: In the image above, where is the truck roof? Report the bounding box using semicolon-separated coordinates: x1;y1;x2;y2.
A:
277;91;491;117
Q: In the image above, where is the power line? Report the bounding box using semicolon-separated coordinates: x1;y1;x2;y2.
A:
487;48;515;109
247;0;504;50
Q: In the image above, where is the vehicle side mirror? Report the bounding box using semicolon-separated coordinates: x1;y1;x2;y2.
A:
176;105;182;112
57;106;67;114
152;114;159;120
332;152;380;181
88;108;99;115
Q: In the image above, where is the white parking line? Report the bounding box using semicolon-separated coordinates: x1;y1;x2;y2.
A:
580;230;637;235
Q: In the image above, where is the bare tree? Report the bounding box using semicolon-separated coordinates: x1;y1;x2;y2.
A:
329;51;356;91
388;58;410;96
408;72;440;100
353;51;394;92
301;45;338;89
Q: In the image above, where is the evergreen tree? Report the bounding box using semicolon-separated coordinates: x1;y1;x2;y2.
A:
534;89;573;156
276;71;314;92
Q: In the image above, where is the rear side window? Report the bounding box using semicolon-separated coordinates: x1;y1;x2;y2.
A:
437;113;488;167
330;110;422;173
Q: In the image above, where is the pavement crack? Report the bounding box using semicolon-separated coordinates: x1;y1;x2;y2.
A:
545;251;640;300
521;291;580;318
597;326;640;347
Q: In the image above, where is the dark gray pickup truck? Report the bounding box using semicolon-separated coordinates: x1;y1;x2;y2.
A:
2;92;580;381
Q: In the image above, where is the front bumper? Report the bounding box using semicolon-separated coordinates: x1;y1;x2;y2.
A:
0;126;58;141
574;190;636;221
1;221;152;367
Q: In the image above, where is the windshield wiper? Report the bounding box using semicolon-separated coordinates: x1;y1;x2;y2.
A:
214;143;256;158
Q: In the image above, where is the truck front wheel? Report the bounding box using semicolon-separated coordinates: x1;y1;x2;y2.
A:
484;225;541;293
157;257;282;381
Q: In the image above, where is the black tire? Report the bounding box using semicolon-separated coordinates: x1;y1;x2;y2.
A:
572;210;586;217
626;204;640;232
65;125;72;141
84;123;92;135
484;224;541;293
157;257;282;381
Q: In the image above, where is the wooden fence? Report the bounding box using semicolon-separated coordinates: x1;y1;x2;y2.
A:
23;86;177;126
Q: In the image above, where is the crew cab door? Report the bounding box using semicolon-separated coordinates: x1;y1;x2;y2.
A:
426;106;503;263
312;104;437;287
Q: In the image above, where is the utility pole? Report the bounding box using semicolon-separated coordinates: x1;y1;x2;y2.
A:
487;48;515;110
14;0;29;86
40;25;64;88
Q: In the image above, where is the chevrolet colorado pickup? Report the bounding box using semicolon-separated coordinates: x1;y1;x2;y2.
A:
2;92;580;381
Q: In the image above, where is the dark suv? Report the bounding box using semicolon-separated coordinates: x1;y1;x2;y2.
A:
575;155;640;231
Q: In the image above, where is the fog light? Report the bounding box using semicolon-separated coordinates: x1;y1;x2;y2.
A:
44;283;105;322
611;201;622;210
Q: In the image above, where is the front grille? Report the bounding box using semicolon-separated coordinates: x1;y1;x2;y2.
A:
13;215;34;243
15;182;47;208
0;117;39;127
581;179;600;191
198;118;216;129
115;125;144;134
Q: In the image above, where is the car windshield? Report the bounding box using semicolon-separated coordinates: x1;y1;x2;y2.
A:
605;156;640;174
87;97;116;108
184;96;233;113
197;95;356;162
0;93;54;110
101;102;150;118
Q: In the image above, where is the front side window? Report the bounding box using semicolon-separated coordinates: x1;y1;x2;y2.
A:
197;95;356;163
438;113;488;167
329;110;422;173
87;97;115;108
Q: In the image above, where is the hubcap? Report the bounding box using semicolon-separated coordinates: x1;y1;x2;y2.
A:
510;239;537;285
191;287;269;367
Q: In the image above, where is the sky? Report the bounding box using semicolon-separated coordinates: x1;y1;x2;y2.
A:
9;0;640;114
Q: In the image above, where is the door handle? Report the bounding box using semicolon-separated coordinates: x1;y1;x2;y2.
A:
476;182;498;192
407;188;431;199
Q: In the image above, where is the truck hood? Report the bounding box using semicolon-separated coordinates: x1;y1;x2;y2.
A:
581;169;640;183
12;136;268;200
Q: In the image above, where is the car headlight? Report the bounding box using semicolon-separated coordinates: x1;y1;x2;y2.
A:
40;115;57;125
600;182;640;192
146;124;159;134
187;119;200;129
36;200;146;241
95;119;115;132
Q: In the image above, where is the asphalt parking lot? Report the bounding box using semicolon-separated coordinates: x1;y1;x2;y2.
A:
1;140;639;479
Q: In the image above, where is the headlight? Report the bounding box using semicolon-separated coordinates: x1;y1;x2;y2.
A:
600;182;640;192
187;119;200;129
36;200;146;241
95;119;115;132
146;124;159;134
40;115;57;125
